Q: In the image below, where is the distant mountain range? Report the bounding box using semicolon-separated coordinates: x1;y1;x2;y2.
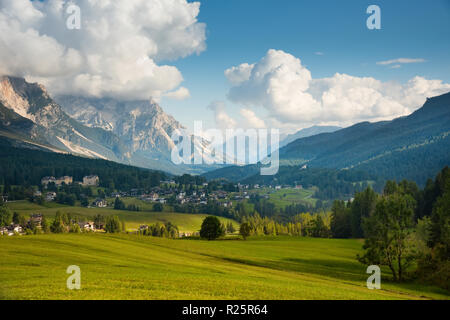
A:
0;76;128;161
204;92;450;186
1;75;449;185
0;76;220;175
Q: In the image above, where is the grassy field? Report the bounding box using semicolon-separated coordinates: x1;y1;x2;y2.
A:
1;234;448;300
5;201;239;233
253;187;317;208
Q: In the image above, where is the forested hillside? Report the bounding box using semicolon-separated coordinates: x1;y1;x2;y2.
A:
280;92;450;185
204;92;450;187
0;137;165;191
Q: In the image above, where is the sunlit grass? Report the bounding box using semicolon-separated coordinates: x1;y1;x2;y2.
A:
1;234;448;300
5;201;239;232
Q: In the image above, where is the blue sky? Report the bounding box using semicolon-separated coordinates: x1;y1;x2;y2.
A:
161;0;450;131
4;0;450;133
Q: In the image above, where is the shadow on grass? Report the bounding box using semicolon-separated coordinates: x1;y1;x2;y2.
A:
203;254;368;283
280;257;367;282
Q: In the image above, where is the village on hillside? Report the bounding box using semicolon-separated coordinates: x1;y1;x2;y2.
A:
0;172;317;237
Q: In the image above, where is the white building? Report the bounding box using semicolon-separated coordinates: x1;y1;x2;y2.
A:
93;199;107;208
79;222;96;231
45;192;57;201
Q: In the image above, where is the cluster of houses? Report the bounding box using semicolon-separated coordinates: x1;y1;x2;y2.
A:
41;175;99;188
38;175;106;207
0;213;43;236
32;173;302;211
0;213;104;236
0;223;23;236
137;188;234;206
129;183;286;208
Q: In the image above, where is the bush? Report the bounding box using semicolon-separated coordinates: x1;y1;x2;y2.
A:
50;212;66;233
70;223;81;233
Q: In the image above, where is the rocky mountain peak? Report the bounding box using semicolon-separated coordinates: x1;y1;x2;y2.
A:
56;95;185;156
0;76;32;120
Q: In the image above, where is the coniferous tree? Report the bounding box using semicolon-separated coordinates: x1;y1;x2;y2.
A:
239;222;251;240
330;200;352;238
105;215;121;233
0;206;12;227
350;187;378;238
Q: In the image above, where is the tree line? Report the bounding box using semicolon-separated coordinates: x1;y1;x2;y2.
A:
328;166;449;288
139;221;179;239
0;208;125;234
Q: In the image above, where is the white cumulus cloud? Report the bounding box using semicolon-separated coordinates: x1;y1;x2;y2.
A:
164;87;190;100
225;49;450;127
207;101;237;130
224;63;254;86
0;0;206;100
240;108;266;128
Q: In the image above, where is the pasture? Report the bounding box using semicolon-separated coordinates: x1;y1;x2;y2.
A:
1;234;448;300
4;201;239;232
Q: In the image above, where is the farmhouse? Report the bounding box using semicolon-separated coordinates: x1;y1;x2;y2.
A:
223;201;233;208
29;214;43;227
45;192;57;201
179;232;192;238
140;192;159;202
93;198;107;208
177;192;185;200
10;224;23;234
78;221;96;231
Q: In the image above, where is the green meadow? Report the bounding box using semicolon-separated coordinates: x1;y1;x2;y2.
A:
5;200;239;233
267;187;317;207
1;234;448;300
251;187;317;208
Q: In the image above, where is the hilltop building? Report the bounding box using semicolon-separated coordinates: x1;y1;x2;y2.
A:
82;175;99;186
41;176;73;187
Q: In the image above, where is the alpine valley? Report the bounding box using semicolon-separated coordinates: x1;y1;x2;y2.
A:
1;76;450;186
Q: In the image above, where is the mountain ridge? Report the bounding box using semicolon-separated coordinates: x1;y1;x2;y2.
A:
280;125;342;147
0;76;226;175
0;76;129;162
203;92;450;186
